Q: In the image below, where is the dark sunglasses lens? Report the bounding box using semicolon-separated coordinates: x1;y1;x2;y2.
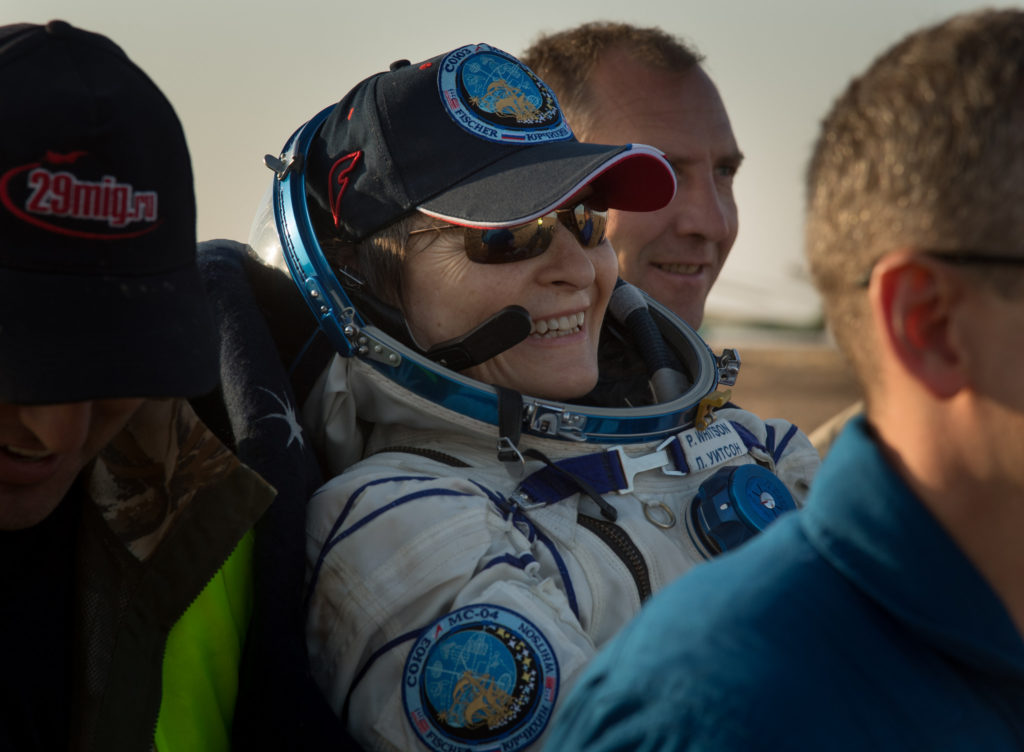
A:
568;205;607;248
465;221;556;264
462;204;607;263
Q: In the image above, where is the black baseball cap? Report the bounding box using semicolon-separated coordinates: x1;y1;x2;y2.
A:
306;43;676;242
0;20;218;404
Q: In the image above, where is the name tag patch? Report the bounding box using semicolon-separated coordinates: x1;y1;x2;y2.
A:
678;421;748;473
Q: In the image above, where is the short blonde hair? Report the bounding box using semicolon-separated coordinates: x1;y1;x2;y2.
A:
522;22;702;138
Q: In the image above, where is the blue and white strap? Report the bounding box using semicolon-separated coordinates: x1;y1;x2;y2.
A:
516;420;766;506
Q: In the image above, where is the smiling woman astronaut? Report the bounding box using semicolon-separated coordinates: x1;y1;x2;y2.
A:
249;42;820;752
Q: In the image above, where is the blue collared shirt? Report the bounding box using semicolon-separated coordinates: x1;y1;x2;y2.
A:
545;416;1024;751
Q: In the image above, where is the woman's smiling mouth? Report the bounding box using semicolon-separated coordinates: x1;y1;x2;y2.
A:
530;311;585;338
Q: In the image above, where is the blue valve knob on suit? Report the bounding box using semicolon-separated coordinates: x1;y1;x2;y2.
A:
692;464;797;554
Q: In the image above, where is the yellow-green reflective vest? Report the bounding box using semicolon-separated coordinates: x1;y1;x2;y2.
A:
153;530;254;751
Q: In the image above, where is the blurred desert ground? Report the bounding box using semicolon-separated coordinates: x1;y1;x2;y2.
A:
704;323;862;436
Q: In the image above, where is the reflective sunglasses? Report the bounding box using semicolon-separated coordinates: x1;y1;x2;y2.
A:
408;202;608;264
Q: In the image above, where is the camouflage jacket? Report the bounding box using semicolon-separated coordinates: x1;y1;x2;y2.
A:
72;397;273;751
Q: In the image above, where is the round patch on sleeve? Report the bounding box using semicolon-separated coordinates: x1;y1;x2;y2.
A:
403;603;560;751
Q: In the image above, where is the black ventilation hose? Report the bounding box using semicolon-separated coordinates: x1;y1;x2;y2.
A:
607;278;688;401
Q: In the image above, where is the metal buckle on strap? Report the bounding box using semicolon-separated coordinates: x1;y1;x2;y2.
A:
608;436;688;494
507;489;547;513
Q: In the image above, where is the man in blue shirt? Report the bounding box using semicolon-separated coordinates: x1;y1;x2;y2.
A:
544;9;1024;750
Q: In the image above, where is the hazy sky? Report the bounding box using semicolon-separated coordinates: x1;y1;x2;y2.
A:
8;0;1013;325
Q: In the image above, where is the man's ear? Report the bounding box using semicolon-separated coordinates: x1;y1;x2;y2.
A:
869;251;966;398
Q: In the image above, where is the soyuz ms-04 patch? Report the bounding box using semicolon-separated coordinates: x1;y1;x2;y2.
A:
403;603;559;751
437;43;572;145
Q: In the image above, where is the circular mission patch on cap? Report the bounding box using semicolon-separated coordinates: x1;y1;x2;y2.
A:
403;603;559;752
437;43;571;145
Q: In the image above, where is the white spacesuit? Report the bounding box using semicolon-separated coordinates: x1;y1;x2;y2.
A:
297;351;818;752
251;45;820;752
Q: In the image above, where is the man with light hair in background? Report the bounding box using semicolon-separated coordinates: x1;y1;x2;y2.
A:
522;22;742;329
541;8;1024;749
524;23;852;454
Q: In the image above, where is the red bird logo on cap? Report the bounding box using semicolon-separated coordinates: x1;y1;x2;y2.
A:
328;151;362;229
